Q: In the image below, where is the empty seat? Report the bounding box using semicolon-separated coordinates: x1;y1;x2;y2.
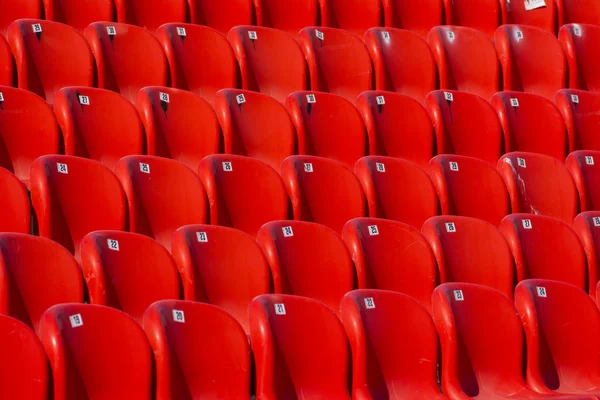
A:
573;211;600;293
342;218;437;310
189;0;253;34
281;155;366;234
254;0;318;36
114;0;186;32
249;294;351;399
215;89;295;170
499;214;586;290
84;22;167;102
422;216;515;298
356;91;435;167
286;91;367;169
504;0;557;33
495;25;566;101
30;155;127;259
136;86;220;170
114;155;207;251
0;35;12;86
364;28;437;101
497;152;578;223
54;87;143;170
556;0;600;26
228;25;306;103
382;0;443;38
39;304;153;400
340;289;446;399
566;151;600;212
442;0;501;39
43;0;114;32
555;89;600;151
559;24;600;92
491;91;568;160
320;0;382;38
143;300;251;399
0;0;41;38
0;168;30;234
7;19;94;105
425;90;503;165
298;27;373;103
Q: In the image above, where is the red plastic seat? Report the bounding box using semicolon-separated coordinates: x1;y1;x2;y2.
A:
143;300;251;399
442;0;501;39
298;27;373;103
189;0;253;33
80;230;181;324
492;91;568;160
320;0;382;38
382;0;443;38
249;294;351;399
555;89;600;151
156;23;236;105
281;155;366;234
566;151;600;212
364;28;437;101
43;0;114;32
39;303;153;400
515;279;600;396
559;24;600;92
340;289;446;399
0;168;30;234
0;0;41;38
286;91;367;169
573;211;600;293
428;26;500;100
30;155;127;260
356;91;435;167
114;155;207;251
427;155;510;226
497;152;578;223
499;214;586;290
495;25;566;101
254;0;318;36
54;87;143;170
0;35;12;86
425;90;503;165
557;0;600;26
215;89;295;171
504;0;557;33
342;218;437;310
0;233;84;333
84;22;167;102
228;25;306;103
355;156;438;228
7;19;94;105
114;0;186;32
423;216;515;298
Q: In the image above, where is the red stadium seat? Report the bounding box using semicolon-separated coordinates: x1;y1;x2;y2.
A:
423;216;515;298
30;155;127;260
286;91;367;169
504;0;557;33
39;304;153;400
54;87;143;170
156;23;236;105
114;155;207;251
215;89;295;171
495;25;566;101
356;91;435;167
497;152;578;223
7;19;94;105
364;28;437;101
254;0;318;36
491;91;568;160
556;0;600;26
342;218;437;310
500;214;586;290
442;0;501;39
559;24;600;92
427;155;510;226
43;0;114;32
355;156;438;228
249;294;351;398
573;211;600;293
0;35;12;86
0;168;30;234
555;89;600;151
382;0;443;38
425;90;503;165
80;231;181;323
340;289;446;399
143;300;251;399
171;224;270;332
189;0;253;33
320;0;382;38
84;22;167;102
566;151;600;212
228;26;306;103
298;27;373;103
114;0;186;32
0;0;41;38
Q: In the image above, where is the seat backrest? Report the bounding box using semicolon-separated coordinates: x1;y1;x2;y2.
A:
281;155;366;234
43;0;115;32
143;300;251;399
504;0;556;33
0;0;41;37
190;0;253;33
555;89;600;151
114;0;186;32
442;0;501;39
425;90;503;165
566;150;600;212
30;155;127;260
574;211;600;293
497;152;578;223
427;155;509;226
342;218;437;310
0;167;30;233
0;35;13;86
254;0;318;36
556;0;600;25
382;0;442;38
7;19;94;105
249;294;351;398
495;24;566;101
39;304;153;400
84;22;167;102
364;28;437;101
228;25;307;103
54;87;143;170
114;155;207;251
356;91;435;167
298;27;373;103
559;23;600;92
320;0;382;38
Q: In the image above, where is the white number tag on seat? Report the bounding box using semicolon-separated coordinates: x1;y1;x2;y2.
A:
447;31;455;40
304;163;313;172
57;163;68;174
536;286;547;297
176;27;186;37
107;239;119;251
376;96;385;105
454;290;464;301
517;157;526;168
315;30;324;40
524;0;546;11
196;232;208;242
139;163;150;174
510;98;519;107
381;31;390;41
593;217;600;227
444;92;453;102
69;314;83;328
282;226;294;237
306;94;316;103
32;24;42;33
449;162;459;171
159;92;170;103
573;26;582;37
236;94;246;104
571;94;579;104
522;219;532;229
222;162;233;171
586;156;595;165
364;297;375;309
515;29;524;41
376;162;385;172
275;304;286;315
0;92;4;102
445;222;456;233
248;31;257;40
78;95;90;105
172;310;185;323
368;225;379;236
106;26;116;36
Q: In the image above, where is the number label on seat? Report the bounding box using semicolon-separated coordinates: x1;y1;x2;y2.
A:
0;92;4;102
381;31;390;41
159;92;170;103
107;239;119;251
315;30;324;40
376;96;385;105
172;310;185;323
573;26;582;37
571;94;579;104
524;0;546;11
78;95;90;105
275;304;286;315
32;24;42;33
454;290;464;301
140;163;150;174
306;94;316;103
586;156;595;165
517;157;526;168
304;163;313;172
69;314;83;328
444;92;453;102
176;27;186;37
536;286;547;297
522;219;532;229
364;297;376;309
248;31;257;40
510;98;519;107
593;217;600;227
282;226;294;237
447;31;455;40
106;26;116;36
236;94;246;104
196;232;208;242
57;163;68;174
222;162;233;171
515;29;524;41
368;225;379;236
376;162;385;172
445;222;456;233
449;162;459;171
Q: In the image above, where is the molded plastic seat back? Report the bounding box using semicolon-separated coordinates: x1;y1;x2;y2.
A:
504;0;557;33
0;35;13;86
559;24;600;92
0;0;41;37
556;89;600;151
0;168;30;233
320;0;382;38
190;0;253;33
114;0;186;32
442;0;501;39
566;150;600;212
574;211;600;293
43;0;115;32
254;0;318;36
557;0;600;25
382;0;443;38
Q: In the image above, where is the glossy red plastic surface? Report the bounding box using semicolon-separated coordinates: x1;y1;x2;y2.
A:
556;0;600;25
254;0;318;36
0;0;41;38
43;0;114;32
556;89;600;151
504;0;557;33
574;211;600;293
143;300;251;399
319;0;382;37
114;0;186;32
443;0;501;39
566;151;600;212
189;0;253;33
0;168;30;233
559;24;600;92
382;0;443;38
0;35;12;86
